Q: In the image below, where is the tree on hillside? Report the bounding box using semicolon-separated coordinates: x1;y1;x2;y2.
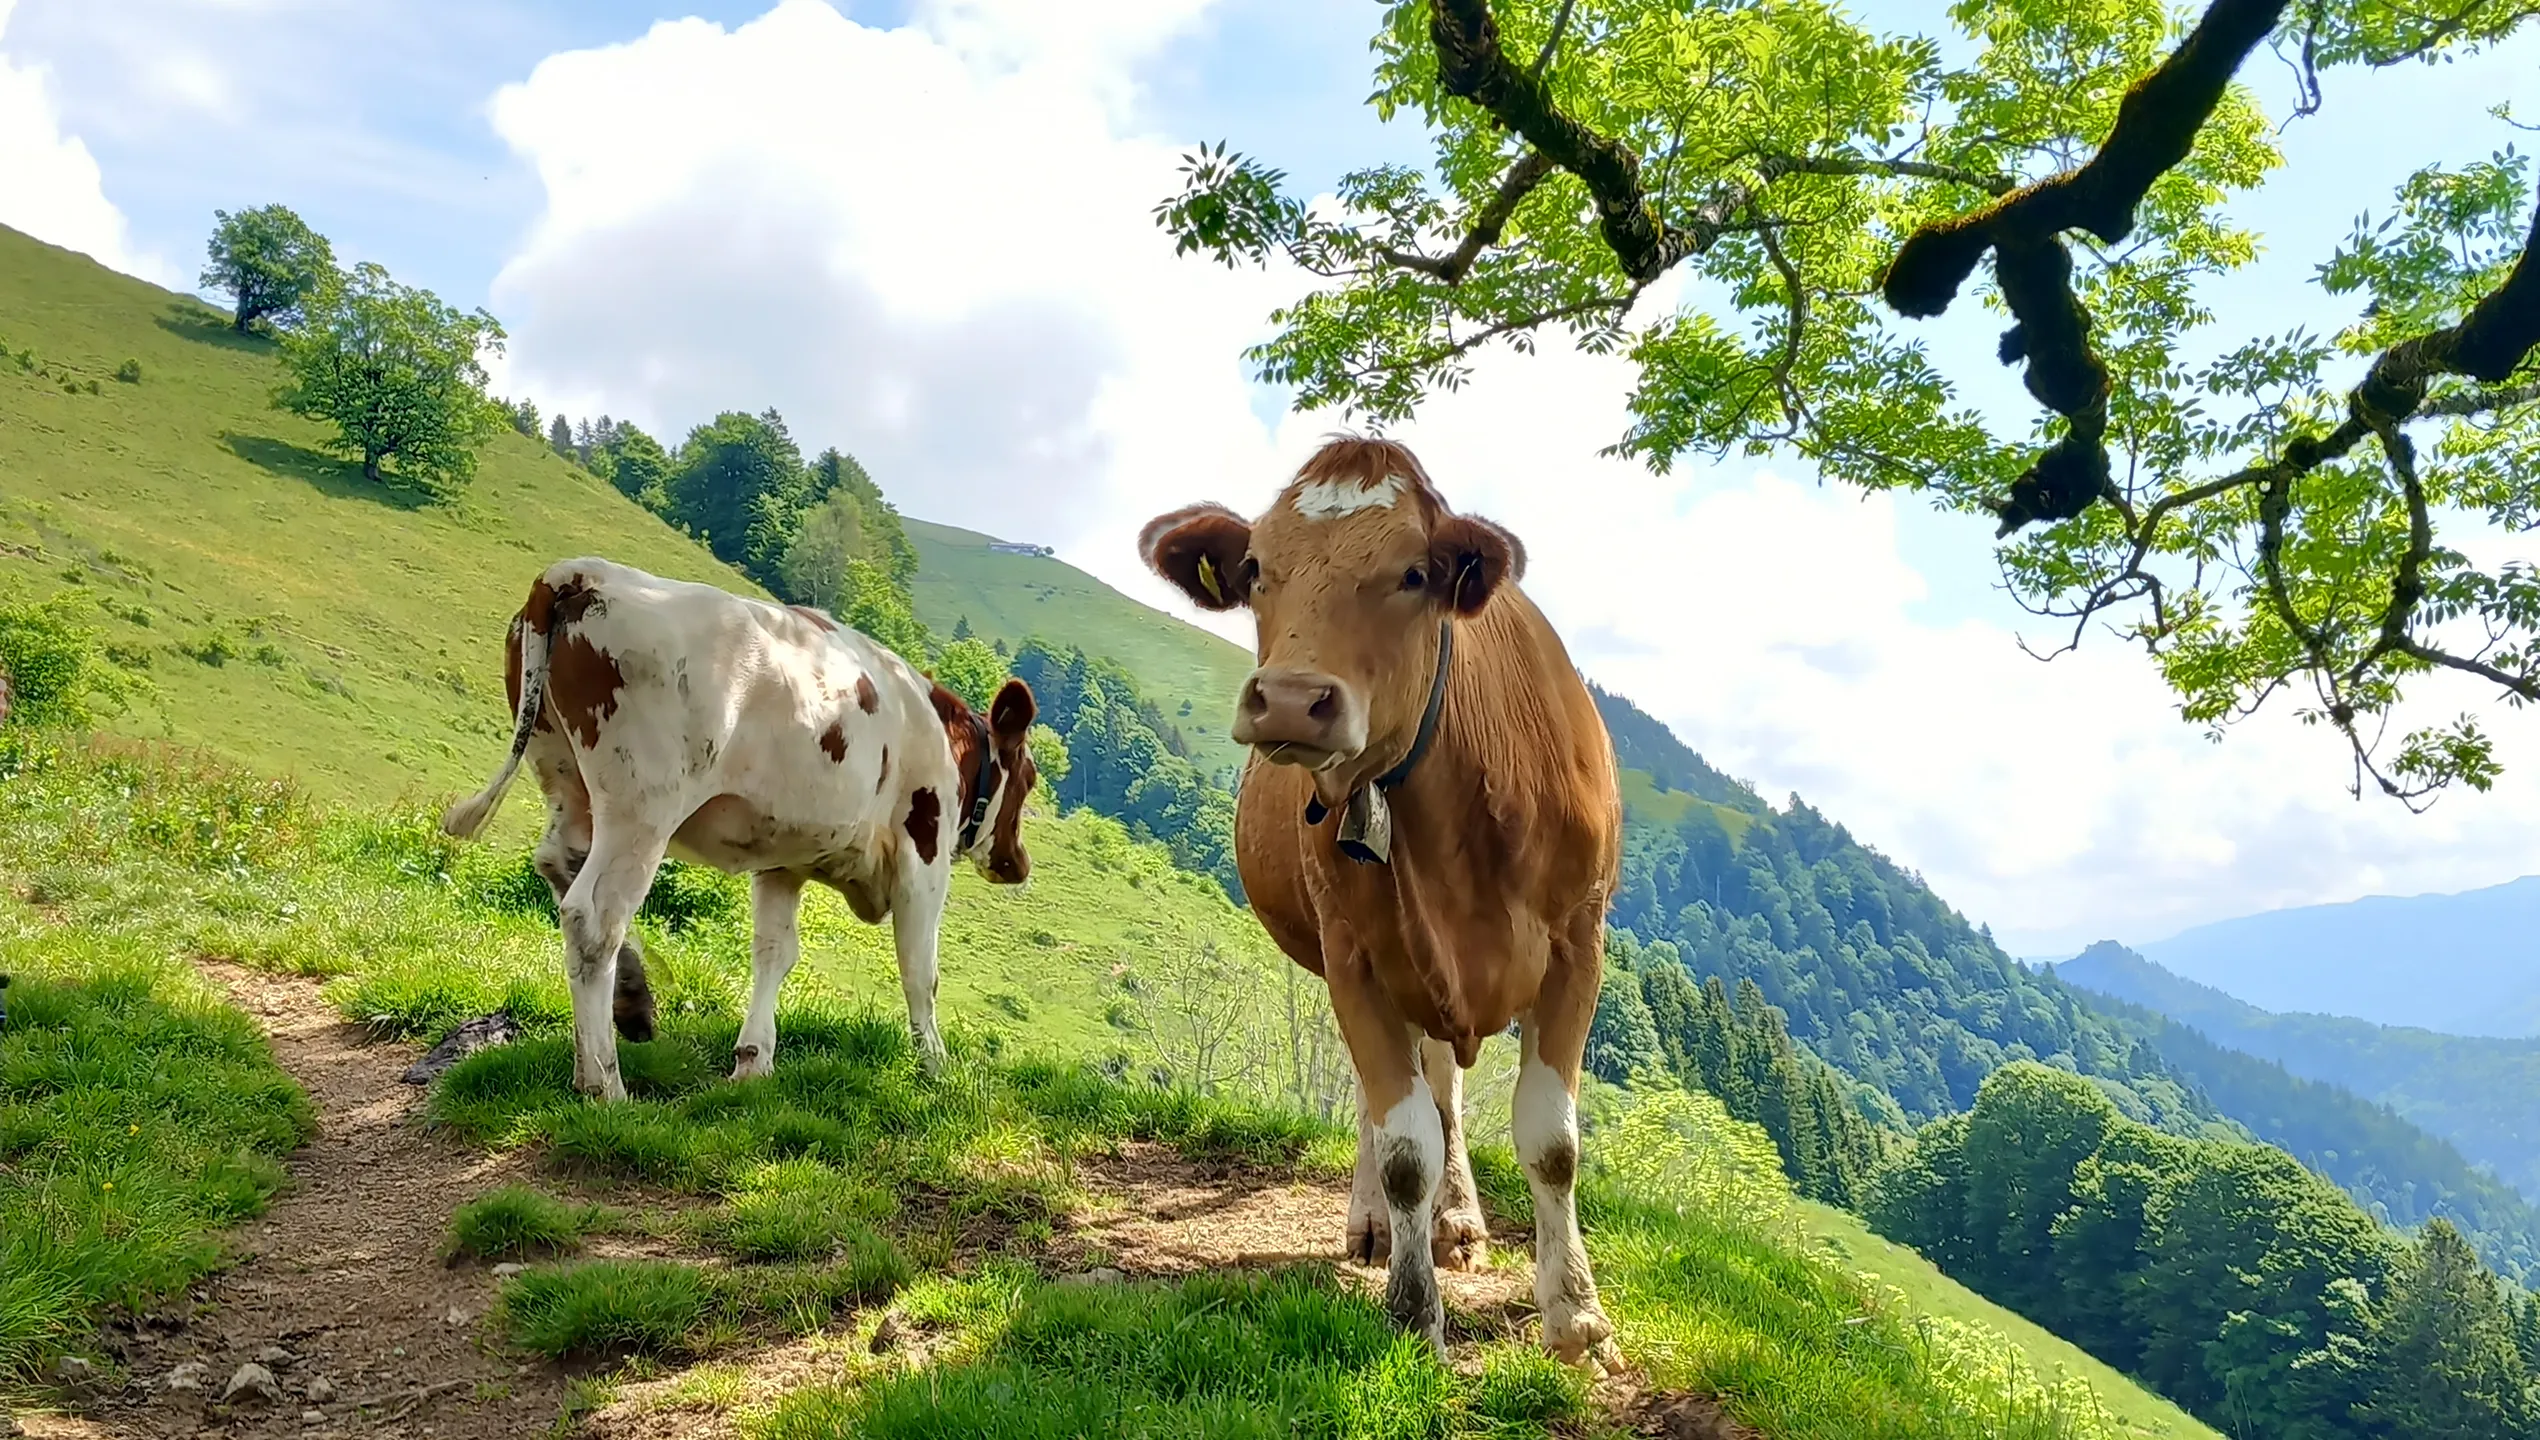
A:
201;205;335;333
591;422;671;510
931;638;1005;713
547;412;575;459
668;410;808;576
274;262;505;500
1161;0;2540;803
2359;1220;2540;1437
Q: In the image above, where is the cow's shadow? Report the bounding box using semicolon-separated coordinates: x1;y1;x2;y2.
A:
222;433;430;512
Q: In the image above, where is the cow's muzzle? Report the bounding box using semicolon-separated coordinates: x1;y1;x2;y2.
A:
1233;666;1367;770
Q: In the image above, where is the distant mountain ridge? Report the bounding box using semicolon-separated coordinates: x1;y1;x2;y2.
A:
2059;942;2540;1202
2134;875;2540;1036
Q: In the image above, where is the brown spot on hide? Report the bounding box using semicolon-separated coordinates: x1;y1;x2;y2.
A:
733;1044;760;1065
1381;1143;1429;1212
790;603;840;633
549;630;626;749
820;721;848;762
904;787;940;864
1531;1134;1577;1191
524;577;558;634
876;746;890;792
856;673;879;714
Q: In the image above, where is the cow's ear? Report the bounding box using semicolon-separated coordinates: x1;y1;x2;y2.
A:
1429;512;1525;616
1138;503;1253;611
989;679;1035;741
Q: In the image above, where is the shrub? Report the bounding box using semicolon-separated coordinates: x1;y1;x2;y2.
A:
113;359;141;384
0;594;142;729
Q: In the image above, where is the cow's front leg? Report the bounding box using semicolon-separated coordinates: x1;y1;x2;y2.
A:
557;821;670;1103
733;871;805;1079
1345;1091;1389;1262
887;859;950;1074
1328;959;1443;1351
1421;1036;1489;1272
1514;955;1619;1372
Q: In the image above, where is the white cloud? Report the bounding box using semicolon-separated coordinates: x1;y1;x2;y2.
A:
0;0;166;282
485;0;2540;962
487;0;1289;562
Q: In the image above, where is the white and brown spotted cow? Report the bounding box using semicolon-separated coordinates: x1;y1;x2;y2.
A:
1138;436;1622;1368
441;557;1036;1101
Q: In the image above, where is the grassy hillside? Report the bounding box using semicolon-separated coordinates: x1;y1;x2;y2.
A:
1;736;2204;1438
0;223;760;806
904;516;1252;780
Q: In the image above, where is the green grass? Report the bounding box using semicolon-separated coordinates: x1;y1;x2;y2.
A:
0;934;312;1386
0;738;2215;1437
905;517;1254;780
0;222;761;809
757;1266;1603;1440
1792;1203;2220;1440
444;1185;610;1261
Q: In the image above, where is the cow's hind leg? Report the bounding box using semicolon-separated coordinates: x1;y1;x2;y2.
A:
886;860;951;1074
558;815;673;1102
1514;941;1619;1371
733;871;805;1080
529;743;655;1043
1328;956;1443;1350
1421;1036;1489;1272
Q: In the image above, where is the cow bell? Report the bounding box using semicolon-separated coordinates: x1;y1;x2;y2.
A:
1335;785;1393;866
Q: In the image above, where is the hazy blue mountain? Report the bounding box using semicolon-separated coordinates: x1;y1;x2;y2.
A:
2059;941;2540;1202
2132;876;2540;1036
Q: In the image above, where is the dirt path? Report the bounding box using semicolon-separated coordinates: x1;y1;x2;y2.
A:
23;961;574;1440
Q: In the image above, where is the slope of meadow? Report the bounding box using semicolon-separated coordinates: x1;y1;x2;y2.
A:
903;516;1253;780
0;735;2209;1440
0;222;757;808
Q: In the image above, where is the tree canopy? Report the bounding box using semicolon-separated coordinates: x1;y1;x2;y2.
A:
273;262;506;499
1160;0;2540;802
201;205;336;334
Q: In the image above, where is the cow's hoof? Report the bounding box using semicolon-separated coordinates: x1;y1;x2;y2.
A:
1345;1210;1389;1265
1433;1207;1489;1272
1542;1305;1619;1373
731;1044;773;1081
575;1077;630;1104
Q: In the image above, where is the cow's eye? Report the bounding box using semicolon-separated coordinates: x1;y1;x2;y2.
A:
1401;565;1426;591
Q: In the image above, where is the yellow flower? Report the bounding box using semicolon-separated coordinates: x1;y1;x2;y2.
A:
129;1124;140;1135
101;1182;114;1191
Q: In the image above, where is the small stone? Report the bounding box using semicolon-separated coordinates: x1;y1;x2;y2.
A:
443;1304;471;1326
165;1361;211;1392
304;1375;337;1403
491;1262;525;1278
53;1355;95;1385
1056;1266;1126;1288
869;1312;903;1354
256;1344;296;1367
223;1361;284;1405
301;1408;326;1425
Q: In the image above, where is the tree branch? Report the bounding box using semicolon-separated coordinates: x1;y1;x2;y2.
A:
1883;0;2296;534
1381;151;1557;284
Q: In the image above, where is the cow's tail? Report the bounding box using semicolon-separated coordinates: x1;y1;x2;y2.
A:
442;612;549;840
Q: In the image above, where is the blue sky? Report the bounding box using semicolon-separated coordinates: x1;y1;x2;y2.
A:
3;0;2537;956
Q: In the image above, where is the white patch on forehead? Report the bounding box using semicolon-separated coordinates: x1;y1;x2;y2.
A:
1289;472;1407;520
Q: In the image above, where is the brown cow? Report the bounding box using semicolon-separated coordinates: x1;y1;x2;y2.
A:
1138;435;1621;1367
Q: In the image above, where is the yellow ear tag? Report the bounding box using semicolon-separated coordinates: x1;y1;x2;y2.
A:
1196;553;1224;603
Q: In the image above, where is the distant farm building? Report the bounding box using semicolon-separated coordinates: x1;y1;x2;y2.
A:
986;541;1055;558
